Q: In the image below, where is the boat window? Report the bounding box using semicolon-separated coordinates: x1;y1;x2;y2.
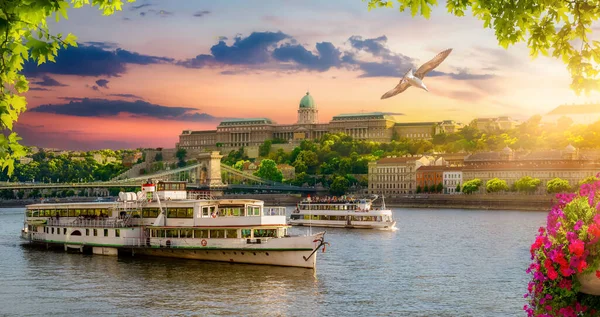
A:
63;228;66;235
320;215;329;220
312;215;318;220
86;229;89;236
166;229;178;238
60;209;68;217
253;229;276;238
115;229;120;237
102;209;110;217
180;229;192;238
210;206;216;216
231;207;242;216
218;208;227;217
210;229;225;238
167;208;177;218
156;230;165;238
176;208;187;218
194;229;208;239
290;214;302;220
225;229;238;238
93;229;97;236
202;207;210;217
26;210;32;217
241;229;251;238
52;227;55;234
103;229;108;237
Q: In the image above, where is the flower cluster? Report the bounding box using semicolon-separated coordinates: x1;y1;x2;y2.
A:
525;175;600;316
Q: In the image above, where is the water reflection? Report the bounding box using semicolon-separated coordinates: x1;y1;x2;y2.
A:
0;207;546;316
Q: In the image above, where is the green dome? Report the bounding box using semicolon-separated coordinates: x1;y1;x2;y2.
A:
299;92;315;109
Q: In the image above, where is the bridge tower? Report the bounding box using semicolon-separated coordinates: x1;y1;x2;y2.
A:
197;151;224;187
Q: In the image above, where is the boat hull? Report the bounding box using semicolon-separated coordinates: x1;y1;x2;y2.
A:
289;220;396;230
133;248;318;269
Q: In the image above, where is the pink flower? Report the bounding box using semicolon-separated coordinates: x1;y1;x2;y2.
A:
574;220;583;231
568;239;585;257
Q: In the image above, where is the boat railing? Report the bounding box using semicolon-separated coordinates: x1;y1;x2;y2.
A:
187;191;215;200
263;207;286;216
47;217;131;228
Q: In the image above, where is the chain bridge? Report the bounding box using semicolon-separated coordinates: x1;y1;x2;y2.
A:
0;152;317;193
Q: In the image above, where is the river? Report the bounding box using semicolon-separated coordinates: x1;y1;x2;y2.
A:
0;207;545;316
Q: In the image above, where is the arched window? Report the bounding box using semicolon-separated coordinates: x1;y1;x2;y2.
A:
71;230;82;236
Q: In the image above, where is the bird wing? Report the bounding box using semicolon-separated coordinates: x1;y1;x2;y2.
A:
414;48;452;79
381;79;411;99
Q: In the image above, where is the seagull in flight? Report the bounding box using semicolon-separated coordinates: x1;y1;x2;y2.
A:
381;48;453;99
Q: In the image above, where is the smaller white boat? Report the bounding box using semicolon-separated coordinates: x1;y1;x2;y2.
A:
289;195;396;230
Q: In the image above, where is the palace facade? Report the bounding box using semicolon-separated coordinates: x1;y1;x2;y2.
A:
178;92;462;151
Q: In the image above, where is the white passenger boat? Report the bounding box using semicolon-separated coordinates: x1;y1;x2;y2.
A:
289;195;396;230
20;181;328;269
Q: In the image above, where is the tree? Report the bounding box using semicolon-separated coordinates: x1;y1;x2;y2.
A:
486;178;509;193
416;185;422;194
254;159;283;182
515;176;542;194
330;175;350;196
175;148;187;168
455;183;461;193
0;1;135;176
365;0;600;95
579;175;599;186
154;152;163;162
428;184;436;193
259;140;272;157
436;182;443;193
546;178;571;194
462;179;483;194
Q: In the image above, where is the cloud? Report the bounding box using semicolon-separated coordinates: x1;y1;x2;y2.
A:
30;98;226;122
31;75;68;87
272;42;342;71
108;93;144;100
23;44;173;77
14;123;136;150
139;9;174;17
83;41;118;49
91;86;99;91
193;10;211;17
95;79;109;89
29;87;50;91
178;31;290;68
131;3;152;10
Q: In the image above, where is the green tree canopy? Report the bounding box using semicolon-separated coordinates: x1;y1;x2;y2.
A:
365;0;600;95
546;177;571;194
486;178;509;193
259;140;272;157
462;179;483;194
253;159;283;183
330;175;350;196
515;176;542;193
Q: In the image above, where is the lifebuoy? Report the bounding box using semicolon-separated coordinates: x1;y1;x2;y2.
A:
201;239;207;246
211;213;217;218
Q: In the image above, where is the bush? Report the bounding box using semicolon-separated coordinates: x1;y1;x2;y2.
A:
525;174;600;315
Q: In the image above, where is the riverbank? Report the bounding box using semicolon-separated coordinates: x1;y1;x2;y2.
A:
0;193;554;212
383;194;552;211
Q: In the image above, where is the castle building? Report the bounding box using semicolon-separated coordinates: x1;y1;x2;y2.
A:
177;92;460;151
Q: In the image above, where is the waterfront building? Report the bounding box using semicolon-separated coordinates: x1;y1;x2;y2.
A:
443;167;463;194
474;116;518;132
416;165;445;190
367;156;433;195
177;92;459;151
462;144;600;194
542;103;600;125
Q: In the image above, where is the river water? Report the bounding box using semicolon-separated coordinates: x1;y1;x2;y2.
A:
0;207;545;317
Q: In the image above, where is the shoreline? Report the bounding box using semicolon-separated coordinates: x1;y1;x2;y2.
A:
1;194;554;212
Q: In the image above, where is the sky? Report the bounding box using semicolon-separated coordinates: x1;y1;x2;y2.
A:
15;0;600;150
